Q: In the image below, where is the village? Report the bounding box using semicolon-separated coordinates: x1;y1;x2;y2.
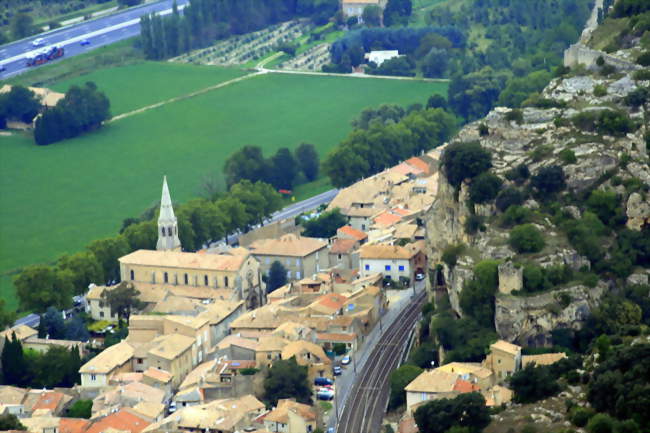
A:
0;144;569;433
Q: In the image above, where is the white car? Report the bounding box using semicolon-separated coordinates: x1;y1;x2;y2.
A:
341;356;351;365
32;38;45;47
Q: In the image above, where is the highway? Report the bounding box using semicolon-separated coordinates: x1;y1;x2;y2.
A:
0;0;188;79
336;287;426;433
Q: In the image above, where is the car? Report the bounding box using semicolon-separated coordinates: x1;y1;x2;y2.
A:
341;356;351;365
415;272;425;281
327;428;335;433
168;402;177;413
333;366;342;376
32;38;45;47
316;390;334;401
80;39;90;46
314;377;334;386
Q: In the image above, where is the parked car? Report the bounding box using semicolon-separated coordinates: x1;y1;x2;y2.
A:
32;38;45;47
327;428;335;433
314;377;334;386
415;272;425;281
80;39;90;46
333;366;342;376
317;390;334;401
168;402;177;413
341;356;351;365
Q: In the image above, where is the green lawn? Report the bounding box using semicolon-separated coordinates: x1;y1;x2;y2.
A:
51;62;249;116
0;68;447;311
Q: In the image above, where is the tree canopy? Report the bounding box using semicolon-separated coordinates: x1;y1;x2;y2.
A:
389;364;422;409
267;261;288;293
263;357;312;406
101;281;145;324
510;363;561;404
414;393;491;433
300;209;347;238
441;141;492;188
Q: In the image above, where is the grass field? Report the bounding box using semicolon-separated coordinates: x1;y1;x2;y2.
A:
0;65;447;311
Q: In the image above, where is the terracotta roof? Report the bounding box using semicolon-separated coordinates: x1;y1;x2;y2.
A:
249;234;327;258
86;285;107;300
316;332;357;342
164;314;209;330
143;367;172;383
330;239;358;255
110;372;144;384
360;243;414;260
404;370;459;393
405;157;431;175
59;418;91;433
343;207;378;218
338;226;368;241
522;352;567;367
264;399;316;424
374;211;403;228
453;378;480;393
119;249;246;271
86;408;150;433
32;392;65;412
390;161;424;177
147;334;194;361
80;341;134;374
394;224;418;240
311;293;347;314
491;340;521;356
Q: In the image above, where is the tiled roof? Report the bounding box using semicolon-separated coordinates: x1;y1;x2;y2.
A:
85;408;150;433
0;386;27;405
119;249;246;271
256;335;289;352
1;324;38;341
337;226;368;241
164;314;209;330
390;161;424;177
437;362;493;379
264;399;316;423
360;243;414;260
491;340;521;356
216;335;258;351
32;392;65;412
316;332;357;342
147;334;194;361
132;402;165;420
522;352;567;367
405;157;431;175
80;341;134;374
374;211;403;228
453;378;480;393
281;340;330;364
249;234;327;258
59;418;91;433
330;239;358;255
310;293;347;314
404;370;459;393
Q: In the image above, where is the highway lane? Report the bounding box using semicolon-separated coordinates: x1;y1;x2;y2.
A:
0;0;188;79
336;287;426;433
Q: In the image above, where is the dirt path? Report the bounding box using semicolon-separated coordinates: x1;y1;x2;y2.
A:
108;71;263;122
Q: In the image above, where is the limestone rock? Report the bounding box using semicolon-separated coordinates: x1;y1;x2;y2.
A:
626;192;650;231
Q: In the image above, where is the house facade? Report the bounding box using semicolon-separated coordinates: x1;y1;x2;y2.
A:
359;243;426;283
249;234;329;281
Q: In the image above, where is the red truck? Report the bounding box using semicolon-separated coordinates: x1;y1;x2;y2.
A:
26;45;64;67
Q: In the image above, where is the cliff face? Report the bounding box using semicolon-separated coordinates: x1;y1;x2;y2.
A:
424;40;649;345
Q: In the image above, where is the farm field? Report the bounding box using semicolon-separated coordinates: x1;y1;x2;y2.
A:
0;67;448;310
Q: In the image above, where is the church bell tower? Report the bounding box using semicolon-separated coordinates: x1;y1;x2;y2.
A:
156;176;182;252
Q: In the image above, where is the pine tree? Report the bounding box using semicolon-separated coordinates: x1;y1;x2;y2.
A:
2;333;26;386
37;315;46;338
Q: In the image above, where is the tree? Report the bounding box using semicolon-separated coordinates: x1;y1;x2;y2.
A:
270;147;298;189
469;172;502;204
301;209;348;238
0;414;26;431
65;315;90;342
101;281;145;324
267;261;288;293
495;187;525;212
509;224;545;253
14;265;74;312
389;365;423;409
229;180;282;227
414;393;490;433
383;0;412;26
0;299;15;331
42;307;65;339
510;363;561;403
66;400;93;419
362;5;382;26
421;48;449;78
587;414;616;433
9;13;35;39
295;143;320;181
87;236;130;283
441;141;492;188
0;85;41;123
224;146;270;188
57;251;103;295
460;260;500;328
1;333;27;386
263;357;312;406
426;94;448;110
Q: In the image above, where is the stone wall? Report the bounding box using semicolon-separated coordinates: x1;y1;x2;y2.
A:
563;43;639;72
498;261;523;295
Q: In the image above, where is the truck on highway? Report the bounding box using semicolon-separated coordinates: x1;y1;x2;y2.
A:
26;45;64;67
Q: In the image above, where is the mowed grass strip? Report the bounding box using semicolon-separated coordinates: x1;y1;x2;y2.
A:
50;62;250;116
0;71;447;307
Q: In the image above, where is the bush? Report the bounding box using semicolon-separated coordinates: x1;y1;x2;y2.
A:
469;172;503;204
464;214;485;235
505;109;524;124
571;407;595;427
559;148;577;164
531;165;566;195
478;123;489;136
633;69;650;80
572;110;635;137
505;163;530;185
501;205;532;227
496;187;525;212
636;51;650;66
593;84;607;97
509;224;545;253
66;400;92;418
587;414;616;433
240;367;259;375
441;141;492;188
441;243;465;268
510;363;561;404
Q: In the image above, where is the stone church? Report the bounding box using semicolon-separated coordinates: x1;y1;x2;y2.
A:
118;177;266;310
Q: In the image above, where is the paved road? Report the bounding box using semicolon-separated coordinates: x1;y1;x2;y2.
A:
328;282;425;432
0;0;188;79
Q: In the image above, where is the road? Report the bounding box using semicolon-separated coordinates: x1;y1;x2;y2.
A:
335;286;426;433
0;0;188;79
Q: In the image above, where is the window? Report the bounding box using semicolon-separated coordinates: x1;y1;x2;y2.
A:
152;272;156;283
287;270;292;279
287;258;291;266
161;227;165;236
164;272;169;283
399;265;405;271
130;270;135;280
100;311;104;318
224;276;229;287
296;271;301;279
365;264;370;271
168;226;173;236
362;224;366;230
338;254;342;260
137;358;143;364
267;354;272;360
184;273;188;285
99;301;104;308
91;374;96;381
265;258;270;264
385;265;391;271
296;258;301;266
204;275;208;286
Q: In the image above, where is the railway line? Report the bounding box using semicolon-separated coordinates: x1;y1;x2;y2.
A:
337;289;426;433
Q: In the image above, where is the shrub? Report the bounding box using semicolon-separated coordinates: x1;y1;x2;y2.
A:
600;64;616;76
596;56;605;66
469;172;503;204
509;224;545;253
624;87;649;107
521;425;537;433
441;141;492;188
531;165;566;195
441;243;465;268
464;214;485;235
636;51;650;66
593;84;607;97
587;413;616;433
505;163;530;185
505;109;524;124
571;407;595;427
240;367;260;375
633;69;650;80
478;123;489;136
501;205;532;227
496;187;525;212
559;149;577;164
510;364;561;403
573;110;635;137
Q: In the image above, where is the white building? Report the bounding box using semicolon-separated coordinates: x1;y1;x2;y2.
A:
365;50;400;66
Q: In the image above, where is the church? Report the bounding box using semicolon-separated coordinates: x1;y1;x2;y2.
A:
118;177;266;310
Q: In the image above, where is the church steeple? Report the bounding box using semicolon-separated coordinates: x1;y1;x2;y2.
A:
156;176;181;251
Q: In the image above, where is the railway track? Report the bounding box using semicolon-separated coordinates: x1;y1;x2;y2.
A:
337;290;426;433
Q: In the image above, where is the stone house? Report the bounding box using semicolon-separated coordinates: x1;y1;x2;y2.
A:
341;0;386;20
404;369;480;412
281;340;332;381
86;284;117;322
483;340;522;380
249;234;329;281
80;341;135;390
359;242;426;283
263;399;317;433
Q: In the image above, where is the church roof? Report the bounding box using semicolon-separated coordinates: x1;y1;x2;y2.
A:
158;176;176;223
119;249;246;271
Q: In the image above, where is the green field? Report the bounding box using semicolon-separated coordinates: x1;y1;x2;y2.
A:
0;63;447;311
